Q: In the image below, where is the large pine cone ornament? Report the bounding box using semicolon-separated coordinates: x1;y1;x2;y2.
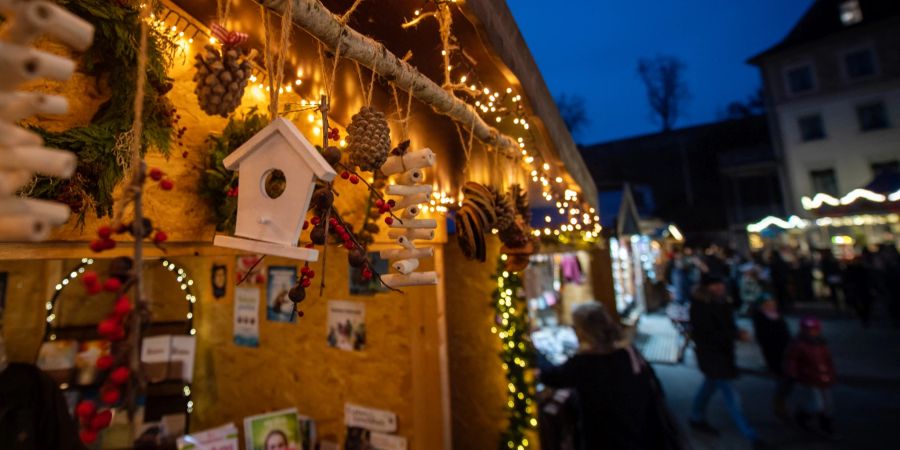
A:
347;106;391;172
193;44;252;117
510;184;530;222
492;189;517;231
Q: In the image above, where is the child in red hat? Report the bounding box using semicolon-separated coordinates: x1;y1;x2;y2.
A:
785;316;837;438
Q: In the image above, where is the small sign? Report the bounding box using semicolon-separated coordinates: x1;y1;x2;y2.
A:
370;431;408;450
234;287;260;347
344;404;397;433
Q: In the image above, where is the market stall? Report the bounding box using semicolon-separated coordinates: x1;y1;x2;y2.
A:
0;1;598;449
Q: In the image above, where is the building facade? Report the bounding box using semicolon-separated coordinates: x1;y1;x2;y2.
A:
750;0;900;211
580;116;784;244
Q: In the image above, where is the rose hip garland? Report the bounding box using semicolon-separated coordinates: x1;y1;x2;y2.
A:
74;263;136;444
90;166;173;254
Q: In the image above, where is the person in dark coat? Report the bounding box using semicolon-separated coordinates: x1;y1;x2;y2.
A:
751;297;792;419
785;316;837;438
0;363;87;450
540;302;683;450
688;274;764;448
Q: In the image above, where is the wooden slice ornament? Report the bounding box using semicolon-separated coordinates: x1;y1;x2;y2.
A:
0;0;94;241
378;144;438;287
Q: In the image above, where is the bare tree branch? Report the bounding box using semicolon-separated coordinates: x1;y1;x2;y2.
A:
637;55;690;131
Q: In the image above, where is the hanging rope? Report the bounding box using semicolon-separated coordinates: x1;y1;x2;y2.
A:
216;0;231;24
260;1;293;120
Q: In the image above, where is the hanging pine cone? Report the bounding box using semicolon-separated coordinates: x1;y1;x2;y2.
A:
492;188;517;231
193;44;252;117
510;184;530;222
346;106;391;172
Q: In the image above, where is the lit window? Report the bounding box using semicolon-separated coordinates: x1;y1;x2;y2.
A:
840;1;863;26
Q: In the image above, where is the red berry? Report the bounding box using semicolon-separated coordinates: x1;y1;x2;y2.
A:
102;278;121;292
329;217;338;227
113;296;132;317
305;243;315;249
298;310;305;318
361;267;373;280
303;220;309;230
160;179;174;191
80;429;98;445
109;327;126;342
97;318;117;337
344;241;355;250
97;225;112;239
387;199;396;207
89;240;105;253
379;205;390;214
334;224;345;234
311;216;321;226
340;171;350;179
153;230;168;243
82;271;99;286
384;217;394;225
86;283;102;296
101;238;116;250
109;366;130;385
349;175;359;184
341;232;351;242
301;278;311;288
300;266;310;276
306;270;315;279
90;410;112;430
149;167;164;181
375;199;385;208
96;355;114;371
76;400;96;419
100;387;120;405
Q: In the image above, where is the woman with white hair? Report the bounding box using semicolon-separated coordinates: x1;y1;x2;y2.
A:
539;302;683;450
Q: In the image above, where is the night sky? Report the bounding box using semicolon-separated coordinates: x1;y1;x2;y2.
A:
508;0;815;144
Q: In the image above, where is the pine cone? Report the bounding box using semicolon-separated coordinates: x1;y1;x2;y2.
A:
492;188;517;231
510;184;530;222
347;106;391;172
193;45;252;117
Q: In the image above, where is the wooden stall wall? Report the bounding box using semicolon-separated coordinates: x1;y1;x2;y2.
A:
444;236;509;450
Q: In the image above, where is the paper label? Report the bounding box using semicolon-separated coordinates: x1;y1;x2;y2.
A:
344;404;397;433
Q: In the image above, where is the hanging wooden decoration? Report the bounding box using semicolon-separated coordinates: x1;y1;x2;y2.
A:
0;0;94;241
454;183;537;270
213;118;337;260
193;25;254;117
346;106;391;172
378;146;439;287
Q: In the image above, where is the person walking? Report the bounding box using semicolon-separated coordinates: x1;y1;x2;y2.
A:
751;297;792;419
540;302;685;450
785;317;837;438
688;274;765;448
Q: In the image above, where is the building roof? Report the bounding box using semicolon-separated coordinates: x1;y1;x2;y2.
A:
749;0;900;64
222;117;337;182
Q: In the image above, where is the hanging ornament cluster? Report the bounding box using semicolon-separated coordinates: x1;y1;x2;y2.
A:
75;260;135;444
193;24;254;117
378;145;439;287
454;183;537;269
0;0;94;240
346;106;391;172
89;166;172;254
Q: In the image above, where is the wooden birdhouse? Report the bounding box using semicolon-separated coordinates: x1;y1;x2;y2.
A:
214;117;337;261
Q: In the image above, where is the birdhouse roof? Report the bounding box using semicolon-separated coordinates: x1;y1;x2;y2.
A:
222;117;337;182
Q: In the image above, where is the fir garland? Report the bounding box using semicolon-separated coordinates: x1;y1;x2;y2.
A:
27;0;175;219
491;255;537;450
199;107;268;232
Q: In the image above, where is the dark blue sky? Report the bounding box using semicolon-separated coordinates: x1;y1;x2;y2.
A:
508;0;815;144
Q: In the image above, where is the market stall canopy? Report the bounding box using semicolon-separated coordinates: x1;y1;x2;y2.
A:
170;0;597;210
802;169;900;217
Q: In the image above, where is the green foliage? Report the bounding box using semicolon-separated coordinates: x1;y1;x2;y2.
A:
492;257;537;450
200;107;268;231
27;0;175;219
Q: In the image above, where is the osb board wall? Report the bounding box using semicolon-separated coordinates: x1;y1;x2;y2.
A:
0;248;435;447
444;236;509;450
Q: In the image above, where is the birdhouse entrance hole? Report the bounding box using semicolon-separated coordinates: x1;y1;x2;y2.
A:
262;169;286;199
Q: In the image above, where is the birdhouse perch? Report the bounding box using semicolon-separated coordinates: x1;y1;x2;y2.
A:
213;118;337;261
